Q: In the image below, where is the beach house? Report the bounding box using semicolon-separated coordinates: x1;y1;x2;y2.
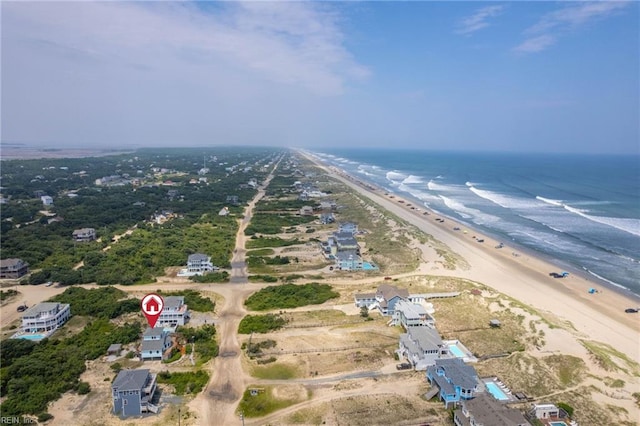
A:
374;284;409;316
72;228;97;242
112;369;159;416
0;258;29;279
454;393;529;426
337;222;358;234
19;302;71;335
392;299;435;328
140;327;172;361
397;326;447;370
157;296;189;327
178;253;216;276
336;250;364;271
426;358;480;408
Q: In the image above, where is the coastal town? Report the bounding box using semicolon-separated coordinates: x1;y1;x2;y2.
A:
1;148;638;426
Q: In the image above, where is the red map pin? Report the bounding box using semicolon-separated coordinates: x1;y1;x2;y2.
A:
141;293;164;328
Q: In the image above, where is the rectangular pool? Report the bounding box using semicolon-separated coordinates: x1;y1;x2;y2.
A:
449;344;465;358
485;382;509;401
549;423;567;426
18;334;47;341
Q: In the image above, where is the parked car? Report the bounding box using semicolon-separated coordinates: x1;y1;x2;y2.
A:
624;308;638;313
396;363;412;370
17;304;28;312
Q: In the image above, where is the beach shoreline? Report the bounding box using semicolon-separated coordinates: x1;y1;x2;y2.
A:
299;150;640;362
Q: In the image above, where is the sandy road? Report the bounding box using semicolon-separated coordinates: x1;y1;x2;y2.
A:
189;160;281;426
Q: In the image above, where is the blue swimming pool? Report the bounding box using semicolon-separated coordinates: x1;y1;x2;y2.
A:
485;382;509;401
549;422;567;426
19;334;47;341
362;262;378;270
449;344;465;358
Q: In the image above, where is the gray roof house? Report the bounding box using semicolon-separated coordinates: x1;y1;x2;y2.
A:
398;326;447;370
427;358;480;408
17;302;71;339
454;393;529;426
375;284;409;316
112;369;159;417
140;327;172;361
392;299;435;329
158;296;189;327
0;258;29;279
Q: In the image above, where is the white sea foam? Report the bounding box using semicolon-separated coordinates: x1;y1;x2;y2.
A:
469;186;542;210
439;196;500;224
563;205;640;237
386;171;407;182
402;175;424;184
427;179;458;192
536;196;564;207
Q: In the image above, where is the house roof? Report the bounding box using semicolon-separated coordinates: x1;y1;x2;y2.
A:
143;327;165;338
461;393;528;425
22;302;68;318
163;296;184;309
336;250;359;261
395;300;428;320
354;293;376;300
72;228;95;235
188;253;209;262
431;358;478;390
142;338;166;353
108;343;122;352
377;284;409;302
112;369;151;392
406;326;442;350
0;258;25;267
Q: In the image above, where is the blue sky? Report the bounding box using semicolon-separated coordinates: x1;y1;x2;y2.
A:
2;1;638;154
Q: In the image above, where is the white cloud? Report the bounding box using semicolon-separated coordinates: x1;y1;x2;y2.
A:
456;5;505;35
515;1;631;53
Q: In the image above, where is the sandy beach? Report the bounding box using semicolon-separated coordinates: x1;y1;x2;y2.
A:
302;151;640;363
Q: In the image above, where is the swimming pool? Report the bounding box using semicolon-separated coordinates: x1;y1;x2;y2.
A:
449;344;465;358
362;262;378;270
549;422;567;426
485;382;509;401
18;333;47;341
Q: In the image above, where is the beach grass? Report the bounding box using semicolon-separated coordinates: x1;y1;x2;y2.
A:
580;340;640;375
237;385;306;418
251;362;301;380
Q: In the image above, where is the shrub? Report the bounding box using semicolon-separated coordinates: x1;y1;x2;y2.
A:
244;283;339;311
238;314;287;334
77;382;91;395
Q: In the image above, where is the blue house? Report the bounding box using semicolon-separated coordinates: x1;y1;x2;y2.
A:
140;327;172;361
426;358;479;408
375;284;409;316
112;369;158;417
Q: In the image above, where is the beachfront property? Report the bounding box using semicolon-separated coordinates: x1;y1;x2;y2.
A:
528;403;577;425
398;326;448;370
177;253;217;276
336;250;363;271
530;403;560;419
426;358;480;408
454;393;529;426
72;227;97;242
392;299;435;328
157;296;189;327
0;258;29;279
16;302;71;338
338;222;358;234
112;369;159;416
140;327;172;361
373;284;409;316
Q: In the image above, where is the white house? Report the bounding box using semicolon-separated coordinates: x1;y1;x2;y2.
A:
392;300;435;329
178;253;216;276
41;195;53;206
72;228;96;242
398;326;447;370
18;302;71;336
158;296;189;327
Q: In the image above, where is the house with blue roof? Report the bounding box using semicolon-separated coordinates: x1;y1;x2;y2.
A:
426;358;480;408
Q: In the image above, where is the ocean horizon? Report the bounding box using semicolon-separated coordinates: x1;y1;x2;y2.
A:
310;148;640;297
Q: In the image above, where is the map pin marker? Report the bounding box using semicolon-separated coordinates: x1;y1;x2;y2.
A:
141;293;164;328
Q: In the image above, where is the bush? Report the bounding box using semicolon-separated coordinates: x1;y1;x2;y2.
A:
37;412;53;422
77;382;91;395
244;283;339;311
238;314;287;334
156;370;209;395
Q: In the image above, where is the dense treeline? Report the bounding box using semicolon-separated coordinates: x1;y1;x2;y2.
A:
238;314;287;334
156;289;215;312
49;286;140;318
244;213;315;235
0;319;140;417
244;283;339;311
1;148;283;285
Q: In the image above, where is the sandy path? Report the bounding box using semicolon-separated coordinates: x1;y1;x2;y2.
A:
301;152;640;362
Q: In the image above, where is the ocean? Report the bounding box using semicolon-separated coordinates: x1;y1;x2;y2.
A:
310;149;640;297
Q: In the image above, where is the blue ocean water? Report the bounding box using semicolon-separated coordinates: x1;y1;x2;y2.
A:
311;149;640;296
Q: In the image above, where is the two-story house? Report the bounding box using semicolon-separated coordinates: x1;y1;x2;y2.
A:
426;358;480;408
185;253;214;275
112;369;159;416
140;327;172;361
19;302;71;335
0;258;29;279
454;393;529;426
392;300;435;328
398;326;448;370
375;284;409;316
158;296;189;327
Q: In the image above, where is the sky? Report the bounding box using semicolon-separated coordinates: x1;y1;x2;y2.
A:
1;1;638;154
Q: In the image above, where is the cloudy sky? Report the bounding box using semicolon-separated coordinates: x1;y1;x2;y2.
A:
2;1;638;153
